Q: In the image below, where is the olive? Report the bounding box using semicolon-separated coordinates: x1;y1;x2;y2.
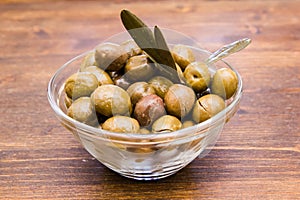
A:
64;72;98;100
121;39;142;57
67;97;97;126
81;66;113;85
182;120;195;129
134;94;166;127
108;70;120;80
80;51;98;71
64;94;72;108
148;76;173;99
164;84;196;119
196;88;211;99
183;62;211;93
126;82;156;105
94;43;128;71
152;115;182;133
175;63;185;83
102;115;140;133
127;144;154;154
124;54;155;81
172;44;195;70
211;68;238;99
192;94;225;123
96;112;108;125
91;84;132;117
113;75;131;90
139;128;151;134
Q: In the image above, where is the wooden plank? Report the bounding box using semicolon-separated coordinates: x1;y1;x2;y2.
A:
0;0;299;199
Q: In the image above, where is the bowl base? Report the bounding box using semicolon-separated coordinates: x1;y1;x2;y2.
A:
104;160;188;180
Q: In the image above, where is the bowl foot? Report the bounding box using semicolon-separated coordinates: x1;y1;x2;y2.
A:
104;160;188;180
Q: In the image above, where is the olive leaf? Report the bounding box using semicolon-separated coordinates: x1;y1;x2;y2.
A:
120;10;157;55
154;26;177;70
120;10;180;83
153;26;181;83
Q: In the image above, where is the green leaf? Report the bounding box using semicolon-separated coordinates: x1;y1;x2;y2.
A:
120;10;159;61
120;10;180;83
154;26;177;70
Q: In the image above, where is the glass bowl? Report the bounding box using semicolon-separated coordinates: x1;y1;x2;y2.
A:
47;29;243;180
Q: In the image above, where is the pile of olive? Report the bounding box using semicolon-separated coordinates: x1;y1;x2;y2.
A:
64;40;238;134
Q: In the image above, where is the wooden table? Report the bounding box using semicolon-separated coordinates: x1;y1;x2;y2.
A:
1;0;299;199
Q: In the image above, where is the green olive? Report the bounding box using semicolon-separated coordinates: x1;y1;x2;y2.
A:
121;39;142;57
126;82;156;105
96;112;108;125
80;51;98;71
94;43;128;71
192;94;225;123
124;54;155;81
81;66;113;85
172;44;195;70
91;84;132;117
182;120;195;129
211;68;238;99
113;75;131;90
196;88;211;99
64;72;98;100
64;94;72;108
183;62;211;93
152;115;182;133
139;128;151;134
108;70;120;80
134;94;166;127
67;97;97;126
148;76;173;99
175;63;185;83
164;84;196;119
102;116;140;133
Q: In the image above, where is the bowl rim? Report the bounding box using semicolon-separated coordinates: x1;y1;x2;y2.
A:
47;44;243;144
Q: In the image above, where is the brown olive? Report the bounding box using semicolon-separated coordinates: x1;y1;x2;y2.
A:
67;97;97;126
64;72;98;100
152;115;182;133
172;44;195;70
124;54;155;81
80;51;98;71
183;62;211;93
102;116;140;133
94;43;128;71
211;68;238;99
126;82;156;105
148;76;173;99
81;66;113;85
134;94;166;127
121;39;142;57
91;84;132;117
164;84;196;119
192;94;225;123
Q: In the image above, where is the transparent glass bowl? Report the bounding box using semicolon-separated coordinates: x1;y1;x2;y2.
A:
47;29;243;180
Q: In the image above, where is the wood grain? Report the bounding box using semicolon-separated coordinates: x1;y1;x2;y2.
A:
0;0;299;199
